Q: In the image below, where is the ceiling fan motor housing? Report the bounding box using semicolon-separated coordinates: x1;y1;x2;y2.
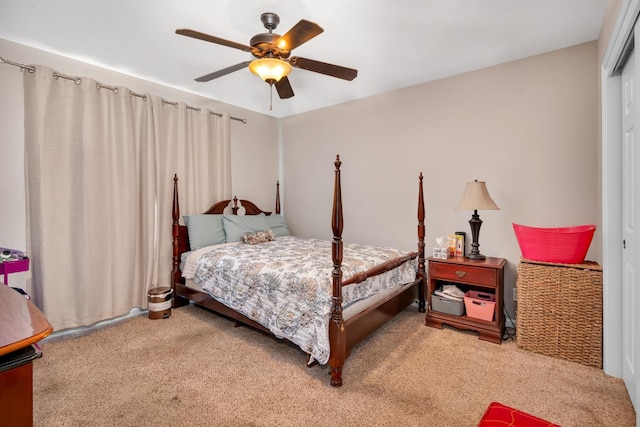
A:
260;12;280;30
250;33;287;58
251;13;290;59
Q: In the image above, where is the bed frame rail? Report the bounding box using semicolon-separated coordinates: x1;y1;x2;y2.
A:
341;252;418;287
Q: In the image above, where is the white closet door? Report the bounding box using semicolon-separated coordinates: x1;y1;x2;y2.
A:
621;42;639;412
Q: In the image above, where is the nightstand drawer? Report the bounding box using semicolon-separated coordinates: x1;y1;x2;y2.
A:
429;262;497;288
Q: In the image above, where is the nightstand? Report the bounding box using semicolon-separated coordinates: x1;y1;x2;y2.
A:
426;256;506;343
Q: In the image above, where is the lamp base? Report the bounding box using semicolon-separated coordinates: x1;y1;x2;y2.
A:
467;211;486;261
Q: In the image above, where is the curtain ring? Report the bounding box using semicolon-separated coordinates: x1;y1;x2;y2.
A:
53;72;81;85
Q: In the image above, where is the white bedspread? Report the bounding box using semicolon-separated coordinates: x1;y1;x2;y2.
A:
183;236;417;364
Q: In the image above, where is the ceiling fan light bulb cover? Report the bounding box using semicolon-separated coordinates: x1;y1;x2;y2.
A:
249;58;292;83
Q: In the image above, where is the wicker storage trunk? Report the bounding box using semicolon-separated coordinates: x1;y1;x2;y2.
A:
516;258;602;368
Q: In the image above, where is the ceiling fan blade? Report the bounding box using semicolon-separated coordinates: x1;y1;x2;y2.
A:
176;29;253;52
275;20;323;51
275;77;295;99
195;61;251;82
290;57;358;81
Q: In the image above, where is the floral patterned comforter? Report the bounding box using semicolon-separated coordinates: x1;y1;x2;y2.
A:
184;236;417;364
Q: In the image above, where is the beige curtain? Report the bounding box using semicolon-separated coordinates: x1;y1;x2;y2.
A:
154;99;231;290
23;66;231;330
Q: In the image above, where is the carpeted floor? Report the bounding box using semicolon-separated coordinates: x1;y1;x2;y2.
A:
32;304;636;426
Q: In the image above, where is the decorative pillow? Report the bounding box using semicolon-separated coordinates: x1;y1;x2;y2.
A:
242;229;275;245
266;214;291;237
183;214;225;249
222;214;270;243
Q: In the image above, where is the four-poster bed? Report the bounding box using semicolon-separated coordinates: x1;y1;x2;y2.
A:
171;155;426;386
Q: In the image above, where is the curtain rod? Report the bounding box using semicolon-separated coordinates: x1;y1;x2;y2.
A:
0;56;247;124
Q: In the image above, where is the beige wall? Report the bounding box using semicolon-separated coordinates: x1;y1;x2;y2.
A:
1;37;600;321
0;37;280;291
282;42;599;318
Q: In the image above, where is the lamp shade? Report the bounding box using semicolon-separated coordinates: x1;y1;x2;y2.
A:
455;180;500;211
249;58;292;83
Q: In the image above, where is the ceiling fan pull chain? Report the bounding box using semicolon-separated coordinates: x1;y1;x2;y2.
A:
269;84;273;110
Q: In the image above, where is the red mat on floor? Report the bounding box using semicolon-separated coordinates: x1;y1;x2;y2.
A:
478;402;560;427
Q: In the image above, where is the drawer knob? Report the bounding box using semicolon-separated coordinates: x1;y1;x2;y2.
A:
455;270;467;278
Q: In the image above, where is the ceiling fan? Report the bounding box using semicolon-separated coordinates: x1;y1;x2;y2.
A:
176;12;358;103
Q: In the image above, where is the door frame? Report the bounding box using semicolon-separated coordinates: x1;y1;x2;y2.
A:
602;0;640;381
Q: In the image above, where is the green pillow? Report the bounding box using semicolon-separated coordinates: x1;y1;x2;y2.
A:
222;214;270;243
266;214;290;237
183;214;225;249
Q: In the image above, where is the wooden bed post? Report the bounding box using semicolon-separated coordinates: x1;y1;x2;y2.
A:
171;175;189;308
417;172;426;313
275;181;281;215
329;155;346;387
171;174;180;288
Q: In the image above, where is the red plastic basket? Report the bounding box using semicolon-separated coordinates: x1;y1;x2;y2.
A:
464;290;496;321
513;223;596;264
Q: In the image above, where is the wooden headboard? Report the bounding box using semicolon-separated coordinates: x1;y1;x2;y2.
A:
171;175;280;285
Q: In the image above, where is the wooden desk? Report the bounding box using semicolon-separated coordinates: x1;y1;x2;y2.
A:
0;284;53;426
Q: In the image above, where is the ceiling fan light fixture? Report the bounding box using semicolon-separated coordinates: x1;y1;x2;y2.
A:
249;58;292;84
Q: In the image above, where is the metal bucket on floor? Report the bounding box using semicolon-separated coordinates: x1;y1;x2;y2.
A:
147;287;173;319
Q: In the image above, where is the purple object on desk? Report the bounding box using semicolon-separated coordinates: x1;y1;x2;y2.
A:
0;247;29;286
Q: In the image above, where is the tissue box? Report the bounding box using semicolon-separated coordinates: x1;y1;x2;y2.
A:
432;247;453;259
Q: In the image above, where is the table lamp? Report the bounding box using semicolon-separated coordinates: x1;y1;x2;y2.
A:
455;180;500;260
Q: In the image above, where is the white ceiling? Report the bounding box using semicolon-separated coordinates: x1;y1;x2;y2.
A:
0;1;608;118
